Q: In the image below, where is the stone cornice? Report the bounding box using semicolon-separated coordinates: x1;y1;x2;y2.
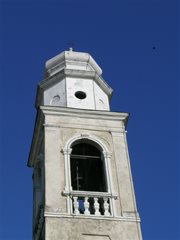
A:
28;106;129;167
40;106;129;124
44;212;141;223
35;68;113;108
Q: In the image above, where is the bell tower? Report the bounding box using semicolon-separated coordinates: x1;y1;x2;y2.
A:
28;49;142;240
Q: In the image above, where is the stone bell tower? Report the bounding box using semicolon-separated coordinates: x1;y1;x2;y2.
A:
28;49;142;240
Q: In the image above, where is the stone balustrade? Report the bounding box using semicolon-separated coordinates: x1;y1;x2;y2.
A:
70;191;113;216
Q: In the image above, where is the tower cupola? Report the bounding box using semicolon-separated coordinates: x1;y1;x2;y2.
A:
36;49;113;111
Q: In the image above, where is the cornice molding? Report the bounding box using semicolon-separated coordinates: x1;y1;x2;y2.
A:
28;107;129;167
110;130;127;137
44;212;141;222
37;68;113;101
40;106;129;123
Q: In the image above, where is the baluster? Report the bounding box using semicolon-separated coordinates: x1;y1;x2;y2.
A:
94;197;100;216
103;197;110;216
73;197;80;214
84;197;90;215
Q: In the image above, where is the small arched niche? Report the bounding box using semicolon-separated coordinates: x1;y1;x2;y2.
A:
70;139;107;192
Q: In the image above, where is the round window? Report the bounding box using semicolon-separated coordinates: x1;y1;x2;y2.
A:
75;91;87;100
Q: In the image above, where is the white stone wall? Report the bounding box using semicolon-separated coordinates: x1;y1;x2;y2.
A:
94;81;110;111
44;79;66;107
42;76;110;110
66;77;95;110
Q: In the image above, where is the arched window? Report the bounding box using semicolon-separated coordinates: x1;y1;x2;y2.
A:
70;140;107;192
63;134;115;216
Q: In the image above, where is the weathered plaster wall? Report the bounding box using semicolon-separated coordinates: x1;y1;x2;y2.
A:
45;217;141;240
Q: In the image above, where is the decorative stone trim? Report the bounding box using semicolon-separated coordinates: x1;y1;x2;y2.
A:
102;151;112;158
41;106;129;122
63;190;118;198
44;212;141;222
61;148;72;194
80;133;90;138
110;130;127;137
62;134;115;216
61;148;72;155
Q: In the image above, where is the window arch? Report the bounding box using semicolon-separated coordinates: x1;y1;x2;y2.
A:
70;140;107;192
62;134;115;216
63;134;113;194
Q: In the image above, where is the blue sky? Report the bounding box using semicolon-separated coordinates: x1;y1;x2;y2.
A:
0;0;179;239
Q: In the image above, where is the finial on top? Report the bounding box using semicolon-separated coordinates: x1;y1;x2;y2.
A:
67;41;74;51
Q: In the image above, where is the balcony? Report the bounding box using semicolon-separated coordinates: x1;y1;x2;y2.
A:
68;191;115;216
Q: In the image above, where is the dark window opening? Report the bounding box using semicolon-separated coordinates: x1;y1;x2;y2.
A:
75;91;87;100
70;142;107;192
